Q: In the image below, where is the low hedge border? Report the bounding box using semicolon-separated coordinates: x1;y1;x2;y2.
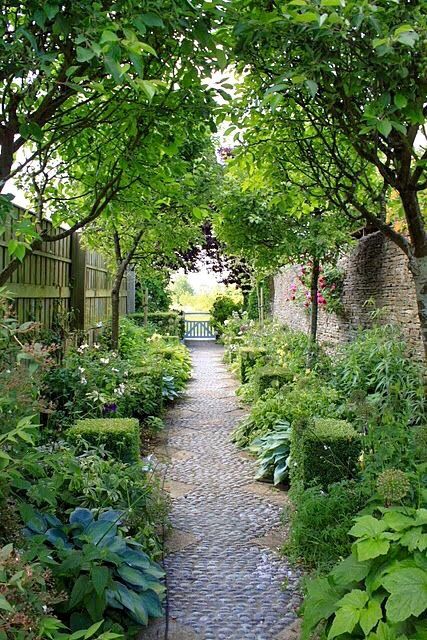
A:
291;417;361;490
67;418;140;463
254;365;294;399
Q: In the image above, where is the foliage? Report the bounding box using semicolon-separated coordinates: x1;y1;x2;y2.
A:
246;281;272;321
289;264;345;316
24;508;165;632
210;295;242;336
248;421;291;486
233;378;340;448
0;543;65;640
301;507;427;640
129;312;184;339
291;418;361;491
254;366;294;400
285;481;370;571
136;276;171;313
67;419;140;464
25;444;167;558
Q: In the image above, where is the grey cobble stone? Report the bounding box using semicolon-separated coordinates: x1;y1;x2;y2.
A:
162;342;301;640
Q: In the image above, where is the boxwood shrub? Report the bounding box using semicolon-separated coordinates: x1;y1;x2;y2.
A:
291;417;361;489
254;365;293;399
67;418;140;463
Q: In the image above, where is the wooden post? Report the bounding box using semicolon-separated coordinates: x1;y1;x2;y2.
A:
259;283;264;327
70;233;87;331
126;268;136;314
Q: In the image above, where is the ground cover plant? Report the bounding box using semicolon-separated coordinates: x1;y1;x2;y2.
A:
0;299;190;638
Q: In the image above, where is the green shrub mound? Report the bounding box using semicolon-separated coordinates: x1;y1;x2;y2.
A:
128;311;185;338
239;346;267;383
67;418;140;463
210;295;242;336
254;365;293;399
292;418;361;489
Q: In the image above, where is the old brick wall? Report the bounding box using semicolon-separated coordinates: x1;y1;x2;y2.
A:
272;232;423;356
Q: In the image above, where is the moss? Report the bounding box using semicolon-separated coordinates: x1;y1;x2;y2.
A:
67;418;140;463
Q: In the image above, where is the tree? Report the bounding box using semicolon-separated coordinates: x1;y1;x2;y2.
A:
171;275;195;305
228;0;427;356
0;0;229;282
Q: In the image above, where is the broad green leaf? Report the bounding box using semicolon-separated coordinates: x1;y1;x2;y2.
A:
137;80;156;101
305;79;318;98
69;574;90;608
91;565;110;597
0;595;12;612
377;120;392;138
140;13;164;28
328;605;359;639
360;599;383;635
331;554;371;586
301;577;342;639
100;30;118;44
76;46;96;63
338;589;368;610
394;94;408;109
382;567;427;622
349;516;387;539
356;537;390;561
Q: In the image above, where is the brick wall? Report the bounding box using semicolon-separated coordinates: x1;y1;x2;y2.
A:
272;232;423;357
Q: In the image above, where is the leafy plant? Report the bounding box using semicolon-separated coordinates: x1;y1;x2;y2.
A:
248;421;291;485
24;508;165;632
211;295;242;336
301;507;427;639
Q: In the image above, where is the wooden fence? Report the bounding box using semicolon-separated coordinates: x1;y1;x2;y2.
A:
0;207;133;338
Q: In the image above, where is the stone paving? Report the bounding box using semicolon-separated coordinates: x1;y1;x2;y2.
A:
147;341;301;640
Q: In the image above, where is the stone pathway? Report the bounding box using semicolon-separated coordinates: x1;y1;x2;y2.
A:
145;342;300;640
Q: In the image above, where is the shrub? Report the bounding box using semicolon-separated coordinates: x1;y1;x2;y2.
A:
301;506;427;640
254;365;294;399
291;418;361;490
24;508;165;632
210;295;242;336
239;346;267;383
67;419;140;463
285;480;370;570
25;444;168;558
233;378;340;448
248;421;291;485
128;311;184;338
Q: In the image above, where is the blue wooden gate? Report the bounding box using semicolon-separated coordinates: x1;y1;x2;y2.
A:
184;313;216;340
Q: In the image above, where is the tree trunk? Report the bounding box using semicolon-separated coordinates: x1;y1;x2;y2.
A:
408;254;427;360
308;258;320;365
111;266;126;351
400;190;427;359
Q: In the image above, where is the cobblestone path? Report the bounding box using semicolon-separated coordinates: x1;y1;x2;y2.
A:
147;342;300;640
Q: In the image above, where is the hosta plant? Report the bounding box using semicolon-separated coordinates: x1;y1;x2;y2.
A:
301;506;427;639
23;508;165;632
248;421;291;485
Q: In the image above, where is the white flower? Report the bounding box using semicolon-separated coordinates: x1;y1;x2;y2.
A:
113;382;126;397
96;322;103;328
111;367;119;373
77;342;89;353
78;366;85;374
124;371;128;377
80;377;87;385
93;343;100;350
100;357;110;365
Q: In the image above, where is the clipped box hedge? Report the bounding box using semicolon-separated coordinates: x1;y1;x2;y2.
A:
255;365;294;398
67;418;140;463
239;346;267;383
128;311;185;338
291;418;361;489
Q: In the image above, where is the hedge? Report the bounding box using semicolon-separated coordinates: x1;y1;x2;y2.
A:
239;347;267;383
67;418;140;463
291;418;361;489
254;365;293;399
128;311;185;338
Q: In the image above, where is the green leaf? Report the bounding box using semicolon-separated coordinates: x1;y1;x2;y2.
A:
338;589;368;610
76;46;96;63
382;567;427;622
305;79;318;98
137;80;156;101
140;13;164;28
395;30;419;47
328;605;359;639
100;30;119;44
91;565;110;597
360;599;383;635
0;596;12;612
69;575;90;609
377;120;392;138
355;537;390;561
350;516;387;539
140;42;157;56
394;93;408;109
331;554;371;586
301;577;342;639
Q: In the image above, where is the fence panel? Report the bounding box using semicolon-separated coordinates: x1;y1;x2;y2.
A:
0;208;131;336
